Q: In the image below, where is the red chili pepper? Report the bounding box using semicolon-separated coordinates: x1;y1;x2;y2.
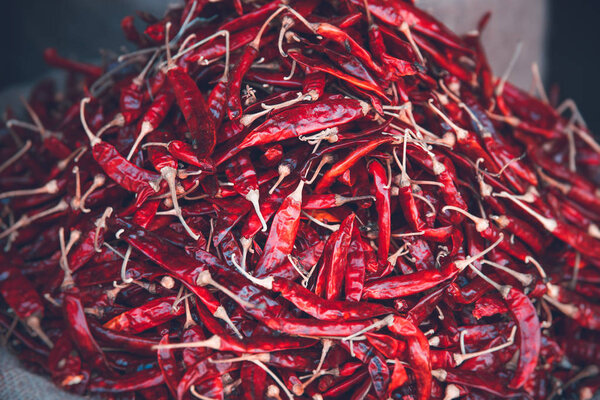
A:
89;367;164;393
63;288;111;371
121;15;151;47
288;48;388;98
0;258;52;348
43;48;103;78
314;136;393;193
314;213;355;300
224;150;268;232
165;37;216;156
367;159;392;265
128;90;175;160
253;181;304;276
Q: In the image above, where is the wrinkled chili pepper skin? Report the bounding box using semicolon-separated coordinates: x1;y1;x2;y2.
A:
239;98;369;150
0;261;45;321
255;183;304;276
363;264;458;299
5;0;600;398
168;67;216;155
503;287;541;389
92;141;159;206
89;367;164;393
63;289;111;371
315;213;355;300
368;160;391;265
103;296;185;334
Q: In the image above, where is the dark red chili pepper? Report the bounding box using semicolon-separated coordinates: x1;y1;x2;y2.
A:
0;258;52;348
288;48;388;98
81;98;161;208
254;181;304;276
224;149;268;232
103;296;185;334
314;136;393;193
128;90;175;159
89;367;164;393
43;48;103;78
368;159;391;265
157;335;183;397
62;287;111;371
314;213;355;300
165;43;216;155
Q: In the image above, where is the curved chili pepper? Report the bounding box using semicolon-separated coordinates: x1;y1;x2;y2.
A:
43;48;103;78
157;335;183;397
254;181;304;276
314;213;355;300
368;159;392;265
288;48;388;98
224;149;268;232
0;259;52;348
167;64;215;156
63;288;111;371
314;136;393;193
89;367;164;393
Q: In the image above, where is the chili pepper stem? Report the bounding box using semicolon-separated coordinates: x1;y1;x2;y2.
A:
428;99;468;141
544;284;580;316
152;334;222;350
481;260;533;286
189;385;215;400
304;155;333;184
442;205;489;232
301;211;340;231
162;166;201;240
245;189;268;232
182;296;196;330
0;179;60;200
239;237;252;270
79;174;106;213
127;121;154;161
342;314;395;342
210;353;270;364
467;262;511;299
0;140;32;174
399;21;425;65
231;254;274;290
495;41;523;97
302;339;332;388
58;146;87;172
213;306;243;339
93;207;113;252
453;325;517;366
443;384;461;400
58;227;81;289
120;245;134;284
25;315;53;349
251;359;295;400
0;200;68;240
454;234;504;271
79;98;101;147
269;164;290;194
97;114;125;138
240;92;309;126
196;270;255;309
299;127;339;146
495;191;558;232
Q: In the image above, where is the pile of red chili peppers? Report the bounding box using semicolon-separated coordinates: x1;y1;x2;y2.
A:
2;0;600;399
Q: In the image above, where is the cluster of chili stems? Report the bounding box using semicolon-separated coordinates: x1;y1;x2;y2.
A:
1;0;600;399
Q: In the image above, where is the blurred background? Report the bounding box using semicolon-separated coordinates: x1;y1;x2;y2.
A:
0;0;599;132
